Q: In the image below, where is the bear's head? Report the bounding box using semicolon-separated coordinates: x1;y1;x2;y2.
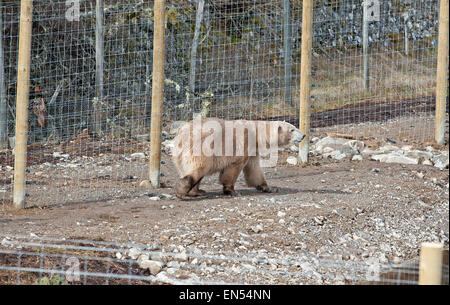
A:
276;121;306;148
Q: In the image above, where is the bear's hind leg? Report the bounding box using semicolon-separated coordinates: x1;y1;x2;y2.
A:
219;165;245;196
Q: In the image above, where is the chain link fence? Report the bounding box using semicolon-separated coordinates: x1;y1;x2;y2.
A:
0;1;448;204
1;234;448;285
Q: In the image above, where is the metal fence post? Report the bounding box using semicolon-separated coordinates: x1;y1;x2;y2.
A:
149;0;166;188
0;0;7;149
419;242;443;285
298;0;313;164
13;0;33;208
435;0;449;145
94;0;104;136
363;0;370;90
283;0;293;106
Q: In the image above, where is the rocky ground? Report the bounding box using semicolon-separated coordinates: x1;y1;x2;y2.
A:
1;140;448;284
0;113;449;285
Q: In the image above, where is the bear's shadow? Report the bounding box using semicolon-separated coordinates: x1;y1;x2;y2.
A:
183;187;350;201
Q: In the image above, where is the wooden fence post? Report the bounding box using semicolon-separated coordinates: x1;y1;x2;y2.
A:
94;0;104;136
435;0;449;145
298;0;313;163
13;0;33;208
419;242;443;285
149;0;166;188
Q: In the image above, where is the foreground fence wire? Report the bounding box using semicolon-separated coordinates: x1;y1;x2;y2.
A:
0;0;448;206
0;234;448;285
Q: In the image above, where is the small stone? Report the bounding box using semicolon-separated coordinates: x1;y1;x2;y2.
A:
251;224;263;234
422;159;433;166
174;252;188;262
286;156;298;166
139;259;163;275
310;137;320;144
130;152;146;159
128;247;141;259
393;256;401;264
139;180;151;188
279;219;285;224
431;154;449;170
151;252;168;263
352;154;363;161
323;147;334;154
416;172;424;179
277;211;286;218
161;205;167;210
149;196;161;201
314;216;325;225
115;252;123;260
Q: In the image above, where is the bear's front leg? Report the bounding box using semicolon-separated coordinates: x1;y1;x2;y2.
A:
175;176;199;199
188;178;207;197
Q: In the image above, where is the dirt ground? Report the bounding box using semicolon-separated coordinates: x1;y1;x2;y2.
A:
0;112;449;284
1;150;449;284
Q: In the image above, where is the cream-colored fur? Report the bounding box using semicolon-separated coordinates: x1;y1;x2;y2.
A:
172;118;305;199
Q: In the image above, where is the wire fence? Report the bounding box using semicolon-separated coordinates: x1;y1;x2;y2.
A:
1;234;448;285
0;0;448;206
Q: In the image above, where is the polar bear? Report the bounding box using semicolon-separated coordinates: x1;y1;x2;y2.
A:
172;118;305;199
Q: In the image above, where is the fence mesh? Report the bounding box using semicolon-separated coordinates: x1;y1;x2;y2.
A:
0;1;448;205
1;234;448;285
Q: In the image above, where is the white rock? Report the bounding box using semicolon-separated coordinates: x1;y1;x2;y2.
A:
330;150;347;160
130;152;146;159
352;154;363;161
128;247;141;259
362;148;381;156
345;140;365;152
251;224;264;234
286;156;298;166
310;137;320;144
371;154;388;162
149;196;161;201
314;137;350;153
167;261;180;268
174;252;188;262
401;145;414;151
383;154;419;165
323;147;334;154
139;180;151;188
377;144;399;153
422;159;433;166
115;252;123;259
405;150;433;160
151;252;168;263
139;259;163;275
277;211;286;218
431;154;449;170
